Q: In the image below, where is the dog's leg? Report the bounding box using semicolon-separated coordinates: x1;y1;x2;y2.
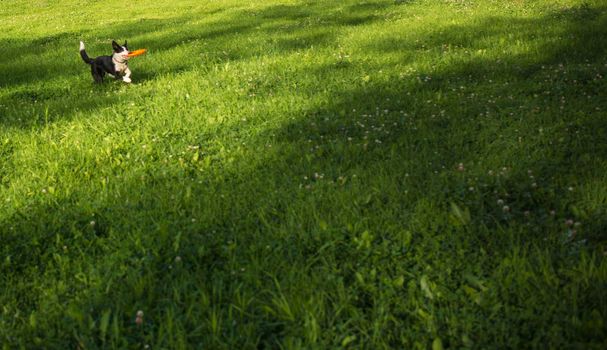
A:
97;68;106;83
122;67;132;83
92;65;103;84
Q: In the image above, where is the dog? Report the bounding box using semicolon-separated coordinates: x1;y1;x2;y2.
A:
79;40;132;83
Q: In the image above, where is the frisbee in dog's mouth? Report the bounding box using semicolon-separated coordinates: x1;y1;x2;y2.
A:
127;49;147;57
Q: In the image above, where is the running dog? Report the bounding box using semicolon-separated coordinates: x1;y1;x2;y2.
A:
79;41;132;83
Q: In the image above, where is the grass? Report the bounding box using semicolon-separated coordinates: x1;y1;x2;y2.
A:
1;0;606;348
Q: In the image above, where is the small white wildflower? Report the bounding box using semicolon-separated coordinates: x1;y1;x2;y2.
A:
135;310;144;326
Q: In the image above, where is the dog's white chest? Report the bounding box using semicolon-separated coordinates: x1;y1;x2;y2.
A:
114;62;128;74
112;54;128;74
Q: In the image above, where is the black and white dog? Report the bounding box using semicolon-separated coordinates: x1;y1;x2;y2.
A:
79;41;132;83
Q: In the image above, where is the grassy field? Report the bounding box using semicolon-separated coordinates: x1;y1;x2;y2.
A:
1;0;606;348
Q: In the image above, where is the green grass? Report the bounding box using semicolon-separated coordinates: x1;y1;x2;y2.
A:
1;0;607;348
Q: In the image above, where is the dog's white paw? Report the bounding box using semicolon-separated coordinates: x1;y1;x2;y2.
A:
123;77;132;83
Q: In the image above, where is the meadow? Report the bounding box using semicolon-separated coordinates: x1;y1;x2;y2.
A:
1;0;606;348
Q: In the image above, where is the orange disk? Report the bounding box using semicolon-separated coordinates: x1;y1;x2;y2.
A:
127;49;147;57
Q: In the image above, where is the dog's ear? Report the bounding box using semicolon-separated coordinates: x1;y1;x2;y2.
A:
112;40;121;51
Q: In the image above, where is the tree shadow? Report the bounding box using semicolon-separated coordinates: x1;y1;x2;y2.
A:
264;4;607;233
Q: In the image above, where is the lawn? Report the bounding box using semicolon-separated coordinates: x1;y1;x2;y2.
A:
1;0;606;348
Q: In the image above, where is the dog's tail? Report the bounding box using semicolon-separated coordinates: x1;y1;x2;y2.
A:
79;41;93;64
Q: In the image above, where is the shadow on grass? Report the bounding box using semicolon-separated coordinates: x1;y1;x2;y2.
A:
1;2;606;348
265;4;607;244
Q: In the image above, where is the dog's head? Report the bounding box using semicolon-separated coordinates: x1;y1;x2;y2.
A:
112;40;130;61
